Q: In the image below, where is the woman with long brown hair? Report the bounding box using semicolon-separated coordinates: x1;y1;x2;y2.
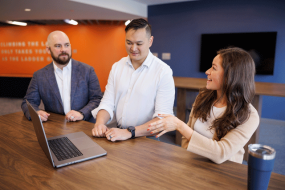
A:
148;47;259;164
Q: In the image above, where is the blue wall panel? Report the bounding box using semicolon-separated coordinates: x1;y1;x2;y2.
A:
149;0;285;120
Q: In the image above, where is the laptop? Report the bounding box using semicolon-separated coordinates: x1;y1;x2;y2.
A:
26;100;107;168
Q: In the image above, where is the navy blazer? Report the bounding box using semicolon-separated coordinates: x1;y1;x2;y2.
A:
21;59;102;123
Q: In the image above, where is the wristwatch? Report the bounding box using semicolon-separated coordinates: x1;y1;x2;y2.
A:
127;126;136;139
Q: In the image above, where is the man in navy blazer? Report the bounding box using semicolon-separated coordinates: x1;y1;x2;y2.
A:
21;31;102;123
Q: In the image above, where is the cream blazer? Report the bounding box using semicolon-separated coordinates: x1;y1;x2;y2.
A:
181;104;259;164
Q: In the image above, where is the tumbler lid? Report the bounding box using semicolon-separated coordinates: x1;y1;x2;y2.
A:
248;144;276;160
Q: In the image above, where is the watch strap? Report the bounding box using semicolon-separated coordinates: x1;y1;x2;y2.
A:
128;126;135;139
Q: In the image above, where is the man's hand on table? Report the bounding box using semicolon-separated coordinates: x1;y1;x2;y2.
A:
65;110;84;122
37;110;50;121
92;123;108;137
105;128;132;142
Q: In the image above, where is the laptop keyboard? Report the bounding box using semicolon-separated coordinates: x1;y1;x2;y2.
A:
48;137;83;161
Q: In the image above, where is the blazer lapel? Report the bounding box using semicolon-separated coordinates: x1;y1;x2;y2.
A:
70;59;80;109
45;63;63;107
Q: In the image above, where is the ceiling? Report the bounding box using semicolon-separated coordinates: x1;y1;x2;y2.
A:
0;0;195;26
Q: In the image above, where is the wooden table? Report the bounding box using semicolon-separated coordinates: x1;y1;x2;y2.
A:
174;76;285;161
1;112;285;189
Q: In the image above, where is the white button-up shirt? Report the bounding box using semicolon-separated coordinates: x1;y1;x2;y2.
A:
92;51;175;128
53;60;72;114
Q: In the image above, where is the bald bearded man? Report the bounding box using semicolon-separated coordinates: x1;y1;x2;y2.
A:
21;31;102;123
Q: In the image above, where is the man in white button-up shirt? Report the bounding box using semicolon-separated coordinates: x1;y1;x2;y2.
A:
91;19;175;141
22;31;102;123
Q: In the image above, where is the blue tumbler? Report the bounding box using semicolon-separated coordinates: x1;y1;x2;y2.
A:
248;144;276;190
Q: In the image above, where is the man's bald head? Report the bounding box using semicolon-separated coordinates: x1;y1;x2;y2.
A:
46;30;72;66
47;31;70;47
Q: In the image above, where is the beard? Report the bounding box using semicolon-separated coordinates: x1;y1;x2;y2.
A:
50;48;72;65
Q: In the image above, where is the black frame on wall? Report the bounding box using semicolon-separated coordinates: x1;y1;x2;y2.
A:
0;77;31;98
199;32;277;75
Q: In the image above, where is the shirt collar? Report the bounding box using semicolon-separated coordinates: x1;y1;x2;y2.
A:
53;59;72;71
126;50;153;68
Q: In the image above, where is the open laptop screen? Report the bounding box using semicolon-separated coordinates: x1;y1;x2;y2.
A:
26;100;55;167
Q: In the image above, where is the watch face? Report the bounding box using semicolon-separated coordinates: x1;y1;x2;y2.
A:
128;126;135;131
128;126;135;139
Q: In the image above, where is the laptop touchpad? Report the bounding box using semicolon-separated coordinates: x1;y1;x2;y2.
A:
71;136;97;150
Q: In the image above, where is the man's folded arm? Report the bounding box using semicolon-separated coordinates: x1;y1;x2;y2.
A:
91;64;116;123
21;73;42;120
78;67;103;120
153;68;175;118
135;68;175;137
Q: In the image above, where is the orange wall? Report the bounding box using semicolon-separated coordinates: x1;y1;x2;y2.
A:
0;24;127;91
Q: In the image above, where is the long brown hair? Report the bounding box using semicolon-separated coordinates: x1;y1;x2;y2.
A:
192;47;255;140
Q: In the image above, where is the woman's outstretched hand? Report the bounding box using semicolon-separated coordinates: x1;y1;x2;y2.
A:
147;114;182;138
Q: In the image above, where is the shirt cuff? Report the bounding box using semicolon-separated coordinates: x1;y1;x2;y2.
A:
152;111;174;119
187;130;200;151
91;105;114;124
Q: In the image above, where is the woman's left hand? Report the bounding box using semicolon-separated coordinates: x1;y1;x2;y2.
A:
147;114;181;138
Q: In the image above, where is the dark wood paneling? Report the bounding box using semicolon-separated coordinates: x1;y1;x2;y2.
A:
0;77;31;98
